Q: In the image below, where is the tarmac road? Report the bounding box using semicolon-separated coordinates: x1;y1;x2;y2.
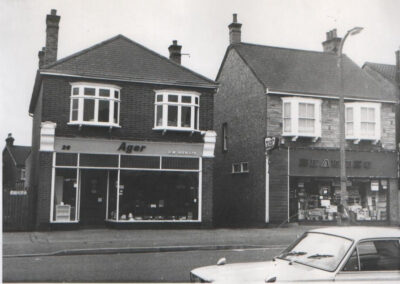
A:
3;246;284;282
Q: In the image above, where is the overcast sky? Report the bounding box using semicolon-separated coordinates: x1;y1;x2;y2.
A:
1;0;399;149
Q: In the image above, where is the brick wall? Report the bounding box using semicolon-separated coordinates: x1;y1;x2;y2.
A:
201;158;214;227
36;151;53;229
41;76;214;142
214;49;268;226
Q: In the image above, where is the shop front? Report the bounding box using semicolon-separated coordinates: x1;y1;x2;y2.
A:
50;137;208;226
288;148;397;224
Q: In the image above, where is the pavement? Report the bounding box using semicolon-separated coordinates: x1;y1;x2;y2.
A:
3;225;321;258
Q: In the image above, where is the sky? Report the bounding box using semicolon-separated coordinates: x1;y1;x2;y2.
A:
0;0;399;149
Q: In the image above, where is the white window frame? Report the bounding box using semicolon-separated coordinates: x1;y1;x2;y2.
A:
153;90;200;132
281;97;322;141
232;162;249;174
68;82;121;128
345;102;381;144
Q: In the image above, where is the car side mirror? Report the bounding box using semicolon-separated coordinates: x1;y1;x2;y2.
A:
217;257;226;265
265;276;277;283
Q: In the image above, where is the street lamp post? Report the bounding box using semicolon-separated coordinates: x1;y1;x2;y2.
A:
337;27;363;212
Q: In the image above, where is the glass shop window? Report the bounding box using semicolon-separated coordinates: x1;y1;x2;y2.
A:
114;171;199;221
53;168;78;222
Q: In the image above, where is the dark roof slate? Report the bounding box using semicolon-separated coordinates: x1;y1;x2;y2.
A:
41;34;216;88
7;146;31;166
363;62;397;83
227;43;397;102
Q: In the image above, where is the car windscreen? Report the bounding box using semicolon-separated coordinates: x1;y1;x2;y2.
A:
277;232;353;272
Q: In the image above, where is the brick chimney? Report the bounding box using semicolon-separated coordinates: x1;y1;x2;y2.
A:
44;9;60;65
228;14;242;45
168;40;182;65
396;49;400;87
38;47;45;68
6;133;14;147
322;29;342;54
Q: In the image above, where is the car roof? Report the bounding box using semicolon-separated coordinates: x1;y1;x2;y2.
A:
309;226;399;241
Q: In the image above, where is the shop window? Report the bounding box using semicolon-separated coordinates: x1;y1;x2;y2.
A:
69;83;121;127
281;97;321;141
345;102;381;144
222;123;228;152
292;178;388;222
154;90;200;132
53;168;78;222
232;162;249;174
114;171;199;221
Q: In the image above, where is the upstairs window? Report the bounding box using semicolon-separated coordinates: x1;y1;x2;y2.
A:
154;90;200;131
282;97;321;141
232;162;249;174
345;102;381;144
69;83;121;127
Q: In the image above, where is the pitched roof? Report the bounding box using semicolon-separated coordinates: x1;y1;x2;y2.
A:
363;62;397;83
6;145;31;167
220;43;397;102
41;34;216;88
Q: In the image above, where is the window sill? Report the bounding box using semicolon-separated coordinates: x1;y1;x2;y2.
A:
346;137;380;145
153;127;201;134
282;133;320;142
68;122;121;128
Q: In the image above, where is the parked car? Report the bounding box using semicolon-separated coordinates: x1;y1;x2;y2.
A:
190;227;399;283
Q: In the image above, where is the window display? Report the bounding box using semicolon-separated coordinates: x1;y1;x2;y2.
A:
290;177;387;222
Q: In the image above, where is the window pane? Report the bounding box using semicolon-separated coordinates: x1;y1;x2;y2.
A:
284;103;291;117
346;108;353;121
182;96;191;103
156;94;163;102
156;105;163;126
53;168;77;222
114;102;119;124
307;104;314;118
72;87;79;96
284;118;291;132
368;108;375;121
98;100;110;122
84;87;95;96
195;97;199;105
361;108;368;121
299;103;307;117
99;89;110;97
72;99;79;121
357;241;400;271
114;90;119;99
194;106;199;129
168;105;178;126
181;106;191;127
346;122;354;136
168;95;178;102
83;99;95;121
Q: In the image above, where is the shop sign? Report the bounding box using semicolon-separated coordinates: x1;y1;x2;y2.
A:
299;158;370;169
265;137;278;152
371;180;379;191
117;142;146;153
10;190;27;196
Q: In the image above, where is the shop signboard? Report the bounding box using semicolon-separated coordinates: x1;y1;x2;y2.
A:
55;137;203;157
265;137;278;153
290;149;397;178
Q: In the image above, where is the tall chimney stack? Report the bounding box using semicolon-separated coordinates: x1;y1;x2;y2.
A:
44;9;60;65
5;133;14;147
228;13;242;45
396;49;400;87
322;29;342;54
168;40;182;65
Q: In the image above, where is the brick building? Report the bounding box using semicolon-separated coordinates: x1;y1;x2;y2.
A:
214;15;399;227
28;10;217;230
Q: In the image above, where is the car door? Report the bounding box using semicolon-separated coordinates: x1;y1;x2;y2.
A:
335;238;400;282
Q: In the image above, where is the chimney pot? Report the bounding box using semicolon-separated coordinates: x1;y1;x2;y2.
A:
168;40;182;65
322;29;342;54
6;133;14;147
51;9;57;15
228;13;242;45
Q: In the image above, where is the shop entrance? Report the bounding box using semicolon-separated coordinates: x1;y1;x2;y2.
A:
80;169;108;226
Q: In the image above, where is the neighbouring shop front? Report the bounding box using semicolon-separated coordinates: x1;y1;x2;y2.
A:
288;148;397;223
50;137;207;226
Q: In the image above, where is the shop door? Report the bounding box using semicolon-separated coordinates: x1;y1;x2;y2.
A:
80;169;108;226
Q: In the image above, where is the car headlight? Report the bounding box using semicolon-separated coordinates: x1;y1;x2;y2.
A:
190;272;211;283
